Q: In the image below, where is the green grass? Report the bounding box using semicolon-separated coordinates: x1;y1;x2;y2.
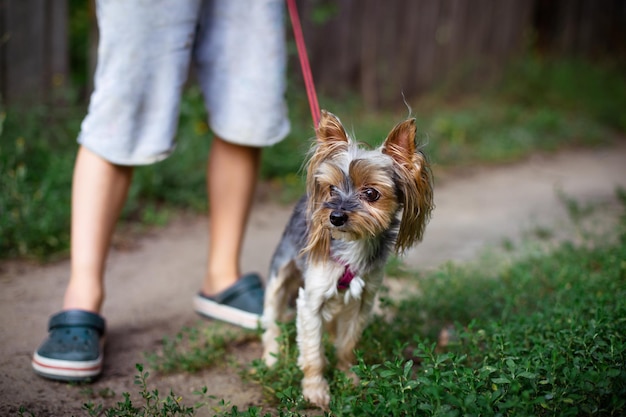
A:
52;191;626;417
1;57;625;260
145;324;258;374
81;364;203;417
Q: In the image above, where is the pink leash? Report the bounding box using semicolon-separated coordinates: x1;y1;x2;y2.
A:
286;0;321;127
288;1;358;290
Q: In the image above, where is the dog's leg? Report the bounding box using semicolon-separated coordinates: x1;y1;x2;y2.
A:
296;280;331;409
335;275;382;381
333;296;372;382
262;264;295;366
334;304;363;377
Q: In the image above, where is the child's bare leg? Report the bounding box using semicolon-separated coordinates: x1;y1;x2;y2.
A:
63;146;133;313
202;136;261;295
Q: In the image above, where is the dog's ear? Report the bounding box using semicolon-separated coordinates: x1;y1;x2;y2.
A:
381;118;416;159
316;110;349;146
382;119;434;252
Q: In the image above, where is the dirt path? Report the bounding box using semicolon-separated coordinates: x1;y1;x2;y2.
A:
1;143;625;416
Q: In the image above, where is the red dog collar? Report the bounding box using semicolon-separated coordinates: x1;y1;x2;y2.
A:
334;258;356;290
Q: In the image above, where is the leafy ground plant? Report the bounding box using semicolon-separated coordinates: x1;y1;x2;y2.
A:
144;323;256;374
82;364;204;417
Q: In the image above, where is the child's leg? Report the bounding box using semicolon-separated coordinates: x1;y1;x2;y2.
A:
202;137;261;296
63;146;133;313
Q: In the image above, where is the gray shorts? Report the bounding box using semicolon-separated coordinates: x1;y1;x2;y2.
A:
79;0;290;165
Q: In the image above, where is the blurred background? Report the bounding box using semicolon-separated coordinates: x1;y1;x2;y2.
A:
1;0;625;260
2;0;625;107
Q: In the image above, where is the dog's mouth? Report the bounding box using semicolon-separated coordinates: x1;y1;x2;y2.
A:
329;226;359;241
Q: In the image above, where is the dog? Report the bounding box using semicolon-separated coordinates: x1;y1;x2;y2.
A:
261;110;434;408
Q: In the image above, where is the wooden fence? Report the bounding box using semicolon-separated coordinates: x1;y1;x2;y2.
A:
1;0;624;107
0;0;68;104
299;0;625;108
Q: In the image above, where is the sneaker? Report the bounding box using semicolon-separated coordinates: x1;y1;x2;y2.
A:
193;273;264;329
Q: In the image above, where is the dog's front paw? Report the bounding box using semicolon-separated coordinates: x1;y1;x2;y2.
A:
338;361;360;385
261;326;280;367
302;376;330;409
344;369;360;385
262;348;278;367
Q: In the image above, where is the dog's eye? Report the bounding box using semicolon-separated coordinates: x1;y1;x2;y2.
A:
329;186;339;197
361;188;380;202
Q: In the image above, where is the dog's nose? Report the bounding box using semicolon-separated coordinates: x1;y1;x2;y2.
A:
329;211;348;226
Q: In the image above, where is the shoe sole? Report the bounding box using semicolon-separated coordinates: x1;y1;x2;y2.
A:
32;352;103;381
193;294;260;330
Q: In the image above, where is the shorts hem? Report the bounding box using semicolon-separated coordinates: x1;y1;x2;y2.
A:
210;121;290;148
78;137;175;166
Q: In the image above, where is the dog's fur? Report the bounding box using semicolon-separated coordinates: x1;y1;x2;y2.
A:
262;110;434;408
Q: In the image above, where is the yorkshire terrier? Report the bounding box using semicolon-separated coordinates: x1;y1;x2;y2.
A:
261;110;434;408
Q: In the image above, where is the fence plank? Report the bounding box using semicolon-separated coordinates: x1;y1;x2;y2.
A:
0;0;68;104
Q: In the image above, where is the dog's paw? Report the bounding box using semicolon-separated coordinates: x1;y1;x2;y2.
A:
262;349;278;367
344;369;360;385
261;336;279;366
337;361;360;385
261;328;280;366
302;377;330;409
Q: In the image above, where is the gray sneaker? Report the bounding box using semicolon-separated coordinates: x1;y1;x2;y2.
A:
193;273;264;329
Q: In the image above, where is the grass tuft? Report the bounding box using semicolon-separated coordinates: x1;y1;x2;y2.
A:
82;364;204;417
145;323;257;374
